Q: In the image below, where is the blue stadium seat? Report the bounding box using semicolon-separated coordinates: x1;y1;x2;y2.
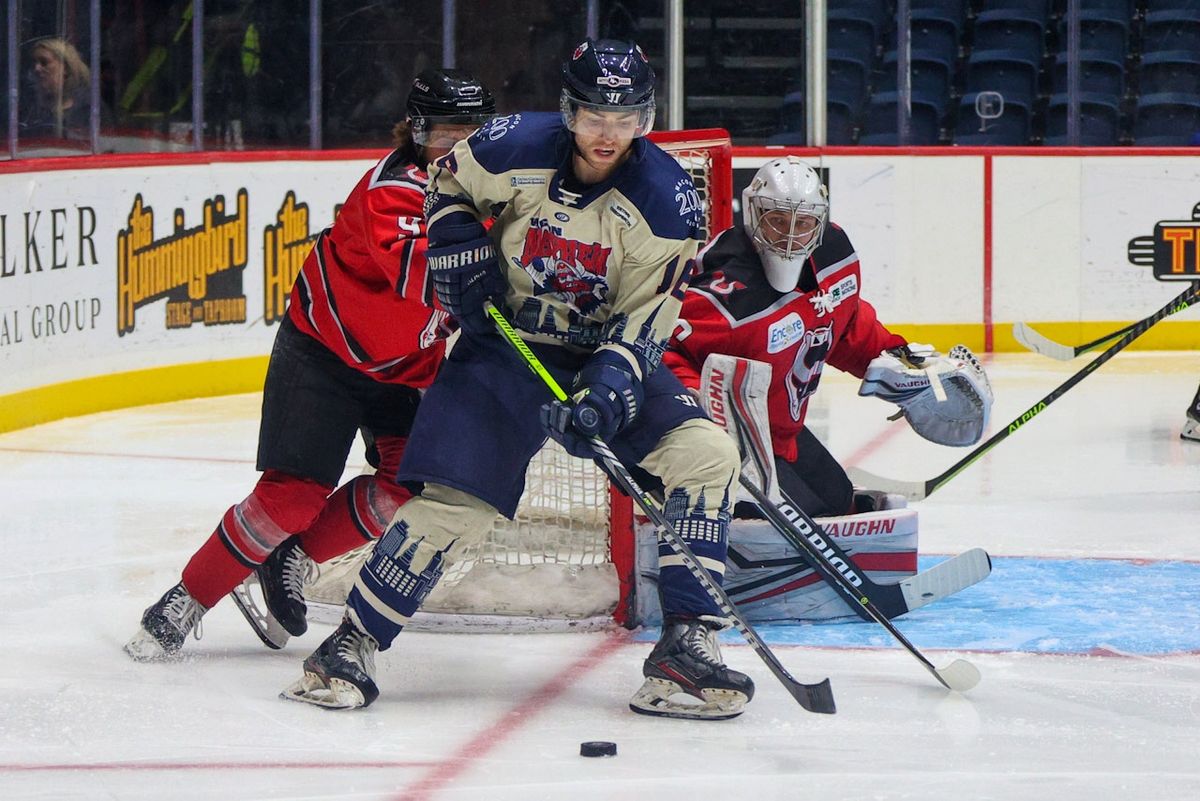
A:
1051;51;1124;100
910;11;962;63
986;0;1050;16
1139;51;1200;97
965;50;1040;110
954;93;1033;144
973;11;1047;63
828;52;872;113
910;0;968;24
1058;12;1128;61
828;10;881;66
878;51;956;112
1043;92;1122;144
773;93;861;144
829;0;891;23
1058;0;1134;16
1142;14;1200;55
859;91;943;144
1143;0;1200;14
1133;92;1200;144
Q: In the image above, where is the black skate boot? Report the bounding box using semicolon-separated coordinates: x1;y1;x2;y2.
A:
124;582;207;661
280;615;380;709
630;616;755;720
232;536;313;649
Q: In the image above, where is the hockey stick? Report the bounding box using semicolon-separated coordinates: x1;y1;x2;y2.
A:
1012;320;1136;361
711;359;991;622
849;281;1200;500
1013;287;1193;361
484;301;837;715
738;478;981;692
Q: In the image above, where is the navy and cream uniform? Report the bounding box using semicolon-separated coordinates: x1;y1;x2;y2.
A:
344;113;742;648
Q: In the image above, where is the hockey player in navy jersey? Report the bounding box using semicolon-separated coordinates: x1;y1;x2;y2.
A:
665;157;992;517
124;69;495;660
282;39;754;721
1184;383;1200;442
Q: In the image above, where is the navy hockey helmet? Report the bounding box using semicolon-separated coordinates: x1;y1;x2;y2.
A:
560;39;656;138
406;68;495;146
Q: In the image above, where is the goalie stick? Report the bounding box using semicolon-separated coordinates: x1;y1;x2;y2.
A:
849;281;1200;500
713;362;981;691
708;356;992;622
485;301;837;716
1013;290;1193;361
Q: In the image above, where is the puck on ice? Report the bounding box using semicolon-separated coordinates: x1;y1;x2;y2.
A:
579;741;617;757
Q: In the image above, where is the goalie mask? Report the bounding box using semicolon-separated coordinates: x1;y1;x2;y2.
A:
406;68;496;148
742;157;829;293
560;38;656;139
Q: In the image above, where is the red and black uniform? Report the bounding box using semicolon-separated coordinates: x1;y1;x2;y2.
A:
665;223;905;515
182;149;448;608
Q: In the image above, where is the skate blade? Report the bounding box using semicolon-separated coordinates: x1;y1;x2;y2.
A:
123;628;174;662
628;677;748;721
231;579;290;650
279;673;367;710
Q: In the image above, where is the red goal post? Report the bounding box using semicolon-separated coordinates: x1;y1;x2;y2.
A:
304;129;734;632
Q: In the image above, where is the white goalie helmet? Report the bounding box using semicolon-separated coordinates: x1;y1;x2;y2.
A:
742;156;829;293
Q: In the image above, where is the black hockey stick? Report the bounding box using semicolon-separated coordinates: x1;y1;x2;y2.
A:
1012;320;1136;361
738;478;981;692
1013;288;1193;361
485;301;837;715
849;281;1200;500
711;365;991;622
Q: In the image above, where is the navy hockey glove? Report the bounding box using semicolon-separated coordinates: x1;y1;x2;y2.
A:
540;351;644;458
426;236;506;335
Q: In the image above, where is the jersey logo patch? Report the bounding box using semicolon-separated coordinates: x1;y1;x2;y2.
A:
514;217;612;315
767;312;806;353
810;275;859;317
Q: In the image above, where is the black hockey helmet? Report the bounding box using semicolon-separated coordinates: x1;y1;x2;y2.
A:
406;68;495;145
560;39;656;137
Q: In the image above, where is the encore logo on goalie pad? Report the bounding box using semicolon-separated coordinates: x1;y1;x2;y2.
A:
116;190;249;335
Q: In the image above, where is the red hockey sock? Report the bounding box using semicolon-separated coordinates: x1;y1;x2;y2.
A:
181;519;255;609
298;475;412;563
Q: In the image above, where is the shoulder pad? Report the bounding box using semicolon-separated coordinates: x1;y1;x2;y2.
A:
612;142;701;241
467;112;564;174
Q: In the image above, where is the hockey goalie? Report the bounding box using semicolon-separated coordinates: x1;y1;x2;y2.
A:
650;156;994;624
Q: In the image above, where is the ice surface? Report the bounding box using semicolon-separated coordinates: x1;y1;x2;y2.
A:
1;353;1198;800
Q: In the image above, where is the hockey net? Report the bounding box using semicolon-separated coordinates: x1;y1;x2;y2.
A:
304;129;734;632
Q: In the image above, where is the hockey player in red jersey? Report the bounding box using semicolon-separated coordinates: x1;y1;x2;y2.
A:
124;69;496;661
665;156;991;517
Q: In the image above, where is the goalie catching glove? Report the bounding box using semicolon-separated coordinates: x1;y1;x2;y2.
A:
426;231;507;335
859;344;993;447
540;350;644;458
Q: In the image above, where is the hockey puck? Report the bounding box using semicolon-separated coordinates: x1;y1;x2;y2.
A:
579;741;617;758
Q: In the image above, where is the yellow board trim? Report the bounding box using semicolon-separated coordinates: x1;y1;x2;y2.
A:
1;319;1196;436
0;356;269;435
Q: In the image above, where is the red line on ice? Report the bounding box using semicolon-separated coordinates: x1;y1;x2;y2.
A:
393;630;629;801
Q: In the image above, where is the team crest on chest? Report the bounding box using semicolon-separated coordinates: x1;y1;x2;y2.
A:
514;217;612;314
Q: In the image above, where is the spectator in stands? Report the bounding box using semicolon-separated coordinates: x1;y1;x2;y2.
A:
21;37;93;141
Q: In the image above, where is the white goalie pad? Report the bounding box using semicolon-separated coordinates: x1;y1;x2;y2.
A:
699;354;780;504
858;344;993;447
634;501;919;625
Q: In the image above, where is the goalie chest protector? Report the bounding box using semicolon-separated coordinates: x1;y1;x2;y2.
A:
668;225;904;460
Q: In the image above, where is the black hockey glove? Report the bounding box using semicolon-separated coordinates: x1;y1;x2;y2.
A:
426;235;507;336
540;352;644;459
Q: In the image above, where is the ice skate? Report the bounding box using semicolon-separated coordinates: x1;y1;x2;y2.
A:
231;536;314;649
281;616;379;709
630;617;755;720
1182;416;1200;443
124;582;206;661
